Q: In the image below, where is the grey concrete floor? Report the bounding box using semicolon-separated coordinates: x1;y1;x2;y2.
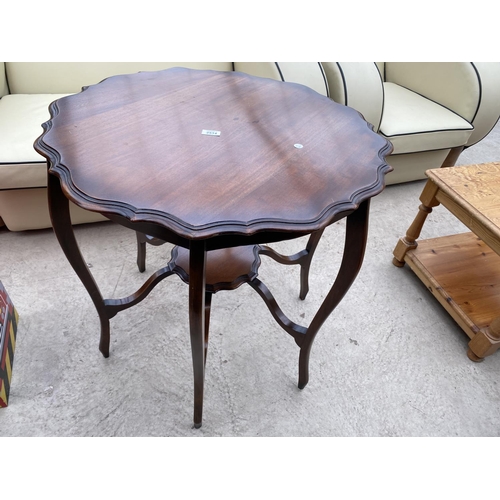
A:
1;125;500;437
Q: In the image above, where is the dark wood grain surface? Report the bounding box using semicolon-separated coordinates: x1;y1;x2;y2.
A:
35;67;392;240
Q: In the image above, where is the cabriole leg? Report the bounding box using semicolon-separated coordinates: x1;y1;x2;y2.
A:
136;232;148;272
298;200;371;389
47;173;111;357
204;292;212;368
188;240;207;428
300;229;325;300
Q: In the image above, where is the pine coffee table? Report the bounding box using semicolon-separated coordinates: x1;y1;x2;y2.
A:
35;67;393;428
393;162;500;362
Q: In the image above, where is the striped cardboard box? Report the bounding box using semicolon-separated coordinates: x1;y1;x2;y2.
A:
0;282;19;408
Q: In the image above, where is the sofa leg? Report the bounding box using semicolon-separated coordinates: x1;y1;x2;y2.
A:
441;146;464;169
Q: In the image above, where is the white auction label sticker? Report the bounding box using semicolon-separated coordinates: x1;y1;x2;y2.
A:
202;130;221;136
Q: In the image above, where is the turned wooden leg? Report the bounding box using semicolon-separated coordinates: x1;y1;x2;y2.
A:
188;240;207;429
467;317;500;362
392;180;440;267
48;173;111;358
393;146;463;268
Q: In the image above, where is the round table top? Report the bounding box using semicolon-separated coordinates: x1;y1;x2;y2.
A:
35;67;392;240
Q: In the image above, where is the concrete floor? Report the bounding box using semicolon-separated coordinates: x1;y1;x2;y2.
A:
1;126;500;436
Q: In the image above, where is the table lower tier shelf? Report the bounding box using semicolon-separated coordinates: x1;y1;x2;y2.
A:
404;232;500;345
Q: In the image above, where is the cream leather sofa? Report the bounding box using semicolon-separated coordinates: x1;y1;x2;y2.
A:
322;62;500;184
0;62;329;231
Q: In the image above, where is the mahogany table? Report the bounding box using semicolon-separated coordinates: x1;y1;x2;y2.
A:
34;67;392;428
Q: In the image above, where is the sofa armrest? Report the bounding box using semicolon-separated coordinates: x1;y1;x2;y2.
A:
465;62;500;147
385;62;500;148
0;63;9;98
321;62;384;131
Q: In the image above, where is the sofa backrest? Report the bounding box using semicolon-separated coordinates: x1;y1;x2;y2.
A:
5;62;233;94
234;62;329;97
321;62;383;131
4;62;331;98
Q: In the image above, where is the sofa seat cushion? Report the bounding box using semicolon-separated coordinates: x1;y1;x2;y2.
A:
0;93;71;189
380;82;474;154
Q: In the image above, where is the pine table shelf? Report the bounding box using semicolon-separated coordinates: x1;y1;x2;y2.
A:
393;162;500;361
